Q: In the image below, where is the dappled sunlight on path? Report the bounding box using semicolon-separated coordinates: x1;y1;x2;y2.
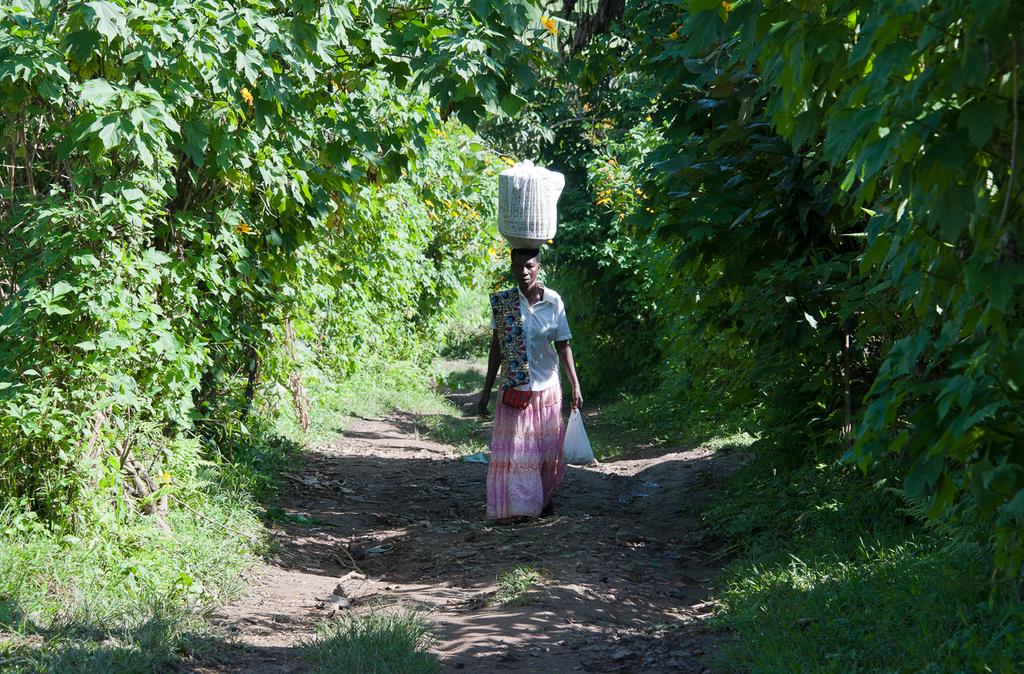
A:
181;398;744;673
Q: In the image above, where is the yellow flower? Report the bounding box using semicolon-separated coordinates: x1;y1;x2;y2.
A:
424;199;434;208
722;1;732;17
540;15;558;35
158;471;172;485
596;197;612;206
668;30;679;40
502;156;516;166
234;222;253;234
240;87;253;106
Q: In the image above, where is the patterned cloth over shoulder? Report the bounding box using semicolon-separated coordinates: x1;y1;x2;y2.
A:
490;288;530;390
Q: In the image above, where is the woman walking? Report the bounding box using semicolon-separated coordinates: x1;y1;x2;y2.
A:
478;247;583;521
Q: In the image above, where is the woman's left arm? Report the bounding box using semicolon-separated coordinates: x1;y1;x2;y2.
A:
555;340;583;409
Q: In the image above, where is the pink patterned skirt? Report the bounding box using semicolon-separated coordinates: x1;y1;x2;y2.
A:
487;384;565;520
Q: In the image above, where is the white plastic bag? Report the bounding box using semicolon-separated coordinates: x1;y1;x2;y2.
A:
563;409;596;464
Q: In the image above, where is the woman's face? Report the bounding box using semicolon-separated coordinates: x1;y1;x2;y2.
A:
511;255;540;289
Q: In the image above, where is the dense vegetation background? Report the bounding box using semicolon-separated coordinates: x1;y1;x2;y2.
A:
0;0;527;667
1;0;1022;671
518;0;1024;669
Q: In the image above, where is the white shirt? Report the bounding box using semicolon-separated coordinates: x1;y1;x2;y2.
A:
490;286;573;391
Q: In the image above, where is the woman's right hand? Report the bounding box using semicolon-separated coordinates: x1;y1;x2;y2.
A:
571;387;583;410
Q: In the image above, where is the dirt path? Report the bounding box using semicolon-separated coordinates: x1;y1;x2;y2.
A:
182;388;743;673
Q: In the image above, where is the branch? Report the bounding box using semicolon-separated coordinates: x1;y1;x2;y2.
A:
999;35;1018;229
8;117;17;202
26;141;36;199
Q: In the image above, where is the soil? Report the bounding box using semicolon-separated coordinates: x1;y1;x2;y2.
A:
179;382;744;673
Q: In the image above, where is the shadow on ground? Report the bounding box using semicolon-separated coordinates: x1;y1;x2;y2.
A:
177;399;744;673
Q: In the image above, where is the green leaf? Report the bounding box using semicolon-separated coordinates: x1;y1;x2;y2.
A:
181;121;208;167
950;401;1005;436
97;332;132;350
824;106;882;161
84;1;127;42
999;489;1024;524
51;282;75;299
927;475;956;518
133;135;155;167
730;207;752;227
984;463;1021;494
983;262;1016;313
80;79;118;107
905;454;945;500
499;94;526;117
928;132;970;169
152;331;180;357
64;29;101;62
98;120;121;149
957;99;1006;148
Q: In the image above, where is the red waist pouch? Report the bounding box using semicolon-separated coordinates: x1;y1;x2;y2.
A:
501;387;533;410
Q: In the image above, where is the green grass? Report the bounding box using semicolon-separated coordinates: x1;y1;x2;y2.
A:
439;325;491;361
436;366;486;393
438;284;493;361
0;481;264;672
715;538;1022;673
585;391;1024;672
495;565;544;606
412;411;488;457
0;426;292;672
276;355;458;446
303;611;439;674
0;613;196;673
275;353;490;457
706;458;1024;673
583;390;756;460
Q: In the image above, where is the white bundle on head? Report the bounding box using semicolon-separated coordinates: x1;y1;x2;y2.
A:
497;160;565;248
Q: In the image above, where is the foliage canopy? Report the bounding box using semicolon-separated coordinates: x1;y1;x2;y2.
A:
0;0;546;522
499;0;1024;576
